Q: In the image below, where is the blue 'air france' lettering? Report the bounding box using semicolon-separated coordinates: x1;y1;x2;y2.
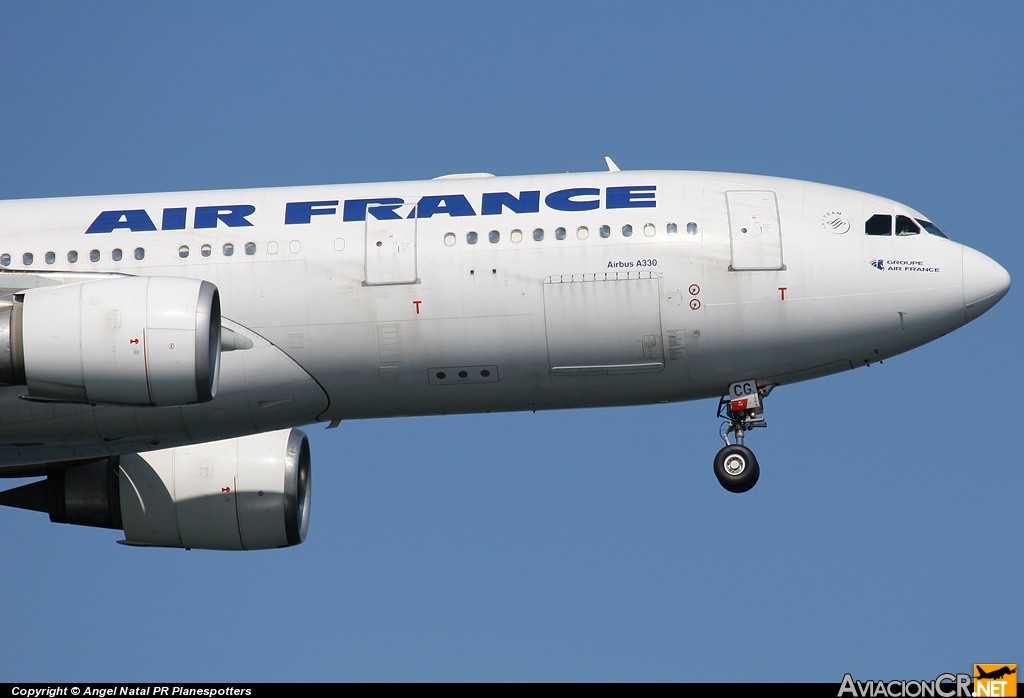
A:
87;205;256;234
84;186;656;232
335;185;656;222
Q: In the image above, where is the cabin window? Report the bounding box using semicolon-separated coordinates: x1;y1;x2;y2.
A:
466;231;478;245
533;228;544;242
489;230;500;244
577;226;589;240
111;249;122;262
644;223;656;237
865;214;892;236
23;253;33;266
67;251;78;264
289;240;300;253
134;247;145;261
89;249;100;262
178;245;190;259
444;233;456;247
686;222;698;236
0;254;10;267
895;215;920;236
599;225;611;238
45;251;55;264
201;244;212;258
244;242;256;255
555;227;566;240
268;241;279;254
510;229;523;243
667;223;678;236
622;224;633;238
223;243;234;256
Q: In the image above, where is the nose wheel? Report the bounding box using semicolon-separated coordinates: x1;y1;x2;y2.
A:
714;444;759;493
714;380;773;493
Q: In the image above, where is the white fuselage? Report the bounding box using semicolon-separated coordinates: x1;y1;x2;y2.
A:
0;169;1007;469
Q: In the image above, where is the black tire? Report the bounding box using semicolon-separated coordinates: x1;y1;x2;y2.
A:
713;444;760;493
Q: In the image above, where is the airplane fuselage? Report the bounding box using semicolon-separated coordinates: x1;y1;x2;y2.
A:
0;169;1008;471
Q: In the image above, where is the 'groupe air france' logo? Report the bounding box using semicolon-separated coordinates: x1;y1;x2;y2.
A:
974;664;1017;697
868;259;942;273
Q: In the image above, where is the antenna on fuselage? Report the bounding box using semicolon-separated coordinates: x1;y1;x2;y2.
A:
604;156;621;172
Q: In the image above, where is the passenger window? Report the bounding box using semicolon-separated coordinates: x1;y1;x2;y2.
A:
489;230;500;244
23;253;33;266
178;245;189;259
89;250;100;262
644;223;656;237
333;238;345;252
45;251;55;264
577;226;589;240
223;243;234;256
67;251;78;264
599;225;611;238
268;241;279;254
110;249;122;262
466;231;478;245
289;240;300;253
134;248;145;261
245;242;256;255
0;254;10;267
895;215;920;236
865;214;892;236
667;223;678;236
201;244;212;258
444;233;456;247
686;222;698;236
510;229;523;243
622;224;633;237
555;227;566;240
533;228;544;242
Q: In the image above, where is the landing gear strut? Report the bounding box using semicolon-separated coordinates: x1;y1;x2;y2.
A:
714;380;773;493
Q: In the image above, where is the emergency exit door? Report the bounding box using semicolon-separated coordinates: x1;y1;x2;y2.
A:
364;204;418;285
726;190;783;270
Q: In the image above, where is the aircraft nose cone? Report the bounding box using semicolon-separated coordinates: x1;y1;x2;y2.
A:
963;246;1011;321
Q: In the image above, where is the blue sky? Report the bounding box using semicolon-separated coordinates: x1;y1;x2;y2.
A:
0;1;1020;682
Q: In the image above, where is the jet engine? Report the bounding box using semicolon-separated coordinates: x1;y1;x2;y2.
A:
0;429;311;550
0;276;221;406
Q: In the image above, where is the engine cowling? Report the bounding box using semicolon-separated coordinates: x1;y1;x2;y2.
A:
0;276;221;406
0;429;311;550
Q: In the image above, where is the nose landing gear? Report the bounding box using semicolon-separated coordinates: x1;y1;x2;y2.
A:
714;380;773;493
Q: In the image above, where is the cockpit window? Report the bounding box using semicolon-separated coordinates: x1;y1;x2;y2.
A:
916;219;950;239
865;214;892;236
866;213;947;239
895;215;920;236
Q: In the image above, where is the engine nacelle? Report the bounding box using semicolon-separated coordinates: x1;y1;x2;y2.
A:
0;276;221;406
0;429;311;550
